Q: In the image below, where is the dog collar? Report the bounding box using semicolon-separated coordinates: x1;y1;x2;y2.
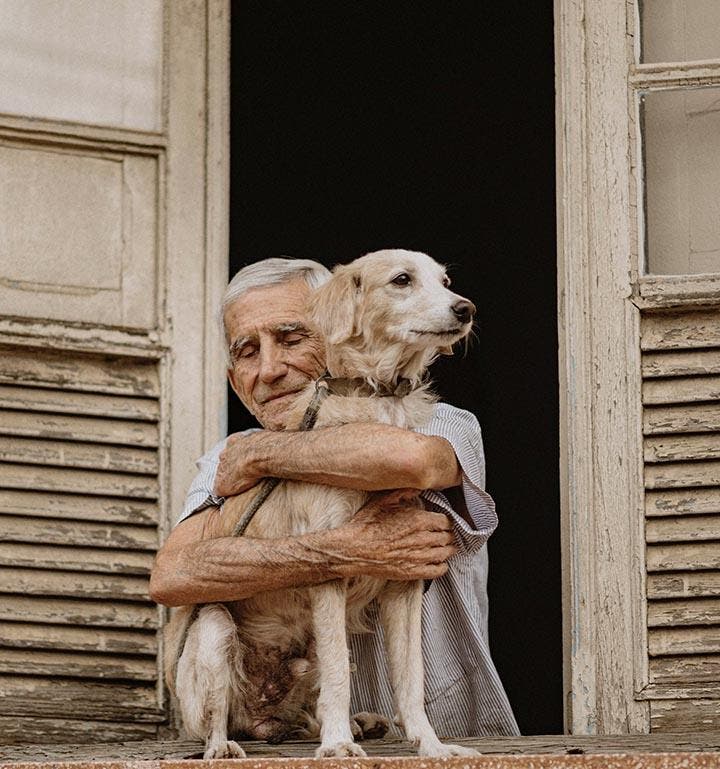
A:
318;373;413;398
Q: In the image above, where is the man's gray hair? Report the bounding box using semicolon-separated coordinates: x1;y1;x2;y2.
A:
221;257;331;354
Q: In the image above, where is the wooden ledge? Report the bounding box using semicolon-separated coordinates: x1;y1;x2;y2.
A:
2;734;720;767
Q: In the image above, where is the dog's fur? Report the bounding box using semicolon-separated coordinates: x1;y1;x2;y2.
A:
163;249;479;758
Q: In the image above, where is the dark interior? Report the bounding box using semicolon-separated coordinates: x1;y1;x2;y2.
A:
229;1;561;735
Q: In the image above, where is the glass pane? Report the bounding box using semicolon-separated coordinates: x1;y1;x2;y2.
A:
0;0;163;131
641;0;720;63
642;87;720;275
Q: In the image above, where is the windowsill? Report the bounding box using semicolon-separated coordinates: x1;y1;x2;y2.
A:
2;734;720;766
632;273;720;310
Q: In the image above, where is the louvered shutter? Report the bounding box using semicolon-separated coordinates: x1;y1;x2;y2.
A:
0;348;162;741
641;309;720;732
0;0;228;743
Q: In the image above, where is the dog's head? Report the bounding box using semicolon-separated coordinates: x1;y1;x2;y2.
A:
307;249;475;385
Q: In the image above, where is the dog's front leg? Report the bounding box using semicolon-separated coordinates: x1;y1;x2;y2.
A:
379;582;479;757
310;581;366;758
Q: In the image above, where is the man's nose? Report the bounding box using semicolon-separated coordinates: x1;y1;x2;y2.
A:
257;345;288;383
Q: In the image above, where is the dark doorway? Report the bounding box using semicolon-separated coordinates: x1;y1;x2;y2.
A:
229;2;560;735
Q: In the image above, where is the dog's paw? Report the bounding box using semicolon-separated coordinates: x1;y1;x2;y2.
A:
315;741;367;758
419;743;480;758
203;740;246;759
351;711;390;740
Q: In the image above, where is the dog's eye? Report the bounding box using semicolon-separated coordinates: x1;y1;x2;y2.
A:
391;273;411;286
442;275;451;288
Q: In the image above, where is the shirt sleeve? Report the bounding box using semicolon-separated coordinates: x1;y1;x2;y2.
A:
416;403;498;556
176;438;228;524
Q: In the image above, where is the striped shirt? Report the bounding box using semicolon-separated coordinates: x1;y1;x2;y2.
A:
177;403;520;737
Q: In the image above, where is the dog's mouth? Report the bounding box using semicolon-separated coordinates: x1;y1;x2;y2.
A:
410;327;465;337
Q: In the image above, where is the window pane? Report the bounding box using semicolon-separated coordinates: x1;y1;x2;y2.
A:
642;87;720;275
641;0;720;63
0;0;163;131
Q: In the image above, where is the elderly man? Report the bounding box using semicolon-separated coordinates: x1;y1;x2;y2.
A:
150;257;519;738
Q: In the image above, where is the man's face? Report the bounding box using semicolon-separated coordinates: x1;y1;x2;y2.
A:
225;279;326;430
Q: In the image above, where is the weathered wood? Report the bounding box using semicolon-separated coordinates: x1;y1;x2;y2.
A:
651;699;720;732
0;464;159;499
0;514;157;550
0;648;157;681
646;488;720;517
646;515;720;543
643;376;720;405
644;434;720;463
0;347;160;397
0;621;157;655
0;436;158;474
0;542;154;574
649;626;720;657
647;598;720;627
2;734;720;760
641;683;720;701
644;404;720;434
648;572;720;599
0;595;159;629
647;542;720;572
645;461;720;490
0;489;158;524
0;675;164;721
0;409;158;447
0;384;159;421
650;655;720;684
0;715;158;746
643;350;720;379
641;312;720;351
0;567;150;601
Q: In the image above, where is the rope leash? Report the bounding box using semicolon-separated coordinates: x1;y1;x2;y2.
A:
173;380;331;671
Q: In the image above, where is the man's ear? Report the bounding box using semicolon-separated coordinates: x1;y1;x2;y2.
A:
227;367;242;400
307;264;362;344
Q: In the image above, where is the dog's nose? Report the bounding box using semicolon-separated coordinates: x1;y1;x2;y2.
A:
452;300;476;324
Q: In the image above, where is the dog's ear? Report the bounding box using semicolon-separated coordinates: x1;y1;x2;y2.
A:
307;264;362;344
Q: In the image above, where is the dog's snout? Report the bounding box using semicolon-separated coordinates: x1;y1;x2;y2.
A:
452;300;476;325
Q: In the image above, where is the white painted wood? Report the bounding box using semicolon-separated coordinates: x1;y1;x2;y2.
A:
637;274;720;310
556;0;648;734
643;376;720;405
650;699;720;732
0;0;163;131
649;626;720;656
646;487;720;516
0;145;160;328
647;571;720;599
643;403;720;435
641;311;720;350
0;622;156;655
631;61;720;90
0;677;163;721
640;0;720;63
646;515;720;543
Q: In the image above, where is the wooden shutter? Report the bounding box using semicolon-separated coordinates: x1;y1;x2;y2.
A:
0;347;163;741
0;0;229;743
641;308;720;732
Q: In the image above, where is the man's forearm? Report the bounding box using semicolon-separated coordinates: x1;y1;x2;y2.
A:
149;492;456;606
216;423;461;497
151;531;344;605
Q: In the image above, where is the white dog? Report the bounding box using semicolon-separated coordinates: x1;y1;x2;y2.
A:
164;249;479;759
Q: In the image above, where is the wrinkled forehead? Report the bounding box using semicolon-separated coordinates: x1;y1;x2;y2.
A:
359;251;447;285
223;279;313;339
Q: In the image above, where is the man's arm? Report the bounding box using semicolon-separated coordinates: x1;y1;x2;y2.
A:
214;423;461;497
149;490;457;606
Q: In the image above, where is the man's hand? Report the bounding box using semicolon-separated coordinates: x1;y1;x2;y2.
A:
328;489;457;581
214;432;262;497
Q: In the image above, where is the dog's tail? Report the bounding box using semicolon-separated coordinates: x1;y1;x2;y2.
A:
162;605;196;695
